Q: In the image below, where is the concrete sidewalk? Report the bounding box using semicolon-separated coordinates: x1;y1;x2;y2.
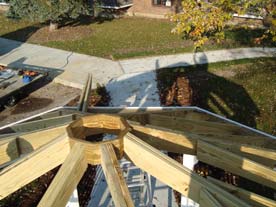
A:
119;47;276;74
1;37;276;106
0;38;123;89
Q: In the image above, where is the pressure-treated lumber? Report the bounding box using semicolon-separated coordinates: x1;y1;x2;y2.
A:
101;143;134;207
0;138;19;166
67;114;129;140
124;133;250;207
197;140;276;190
70;138;123;165
78;74;90;111
200;188;223;207
127;110;226;124
0;135;70;199
67;114;129;164
146;114;253;136
1;114;76;134
209;141;276;168
0;125;67;166
207;176;276;207
130;122;196;155
38;143;87;207
130;122;276;167
82;73;92;113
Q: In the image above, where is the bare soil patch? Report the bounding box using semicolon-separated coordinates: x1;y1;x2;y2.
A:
28;25;93;43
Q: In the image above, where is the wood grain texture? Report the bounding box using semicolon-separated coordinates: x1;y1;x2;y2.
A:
38;143;87;207
69;138;124;165
130;122;276;168
124;133;250;207
197;141;276;190
0;125;67;166
148;114;252;136
207;176;276;207
130;122;196;155
101;143;134;207
200;188;223;207
0;135;70;199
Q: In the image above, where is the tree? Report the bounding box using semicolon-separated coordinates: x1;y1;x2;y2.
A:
7;0;91;31
169;0;276;48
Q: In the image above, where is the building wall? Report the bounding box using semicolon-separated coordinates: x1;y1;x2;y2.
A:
0;3;9;12
128;0;181;19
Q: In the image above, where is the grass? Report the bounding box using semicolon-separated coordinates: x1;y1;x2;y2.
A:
0;13;275;59
157;57;276;135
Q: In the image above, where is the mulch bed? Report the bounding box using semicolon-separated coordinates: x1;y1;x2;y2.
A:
0;167;60;207
67;84;110;107
0;85;111;207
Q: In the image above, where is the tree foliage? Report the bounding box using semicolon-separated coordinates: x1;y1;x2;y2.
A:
169;0;276;48
7;0;90;26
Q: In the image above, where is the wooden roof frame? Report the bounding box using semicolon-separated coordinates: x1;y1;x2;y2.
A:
0;109;276;207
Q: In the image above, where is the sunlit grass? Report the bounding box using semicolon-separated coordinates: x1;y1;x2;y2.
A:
0;14;275;59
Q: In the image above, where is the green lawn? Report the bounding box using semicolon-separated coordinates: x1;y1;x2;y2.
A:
0;14;274;59
157;58;276;135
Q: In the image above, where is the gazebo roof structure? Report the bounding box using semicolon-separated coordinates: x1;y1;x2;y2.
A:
0;106;276;207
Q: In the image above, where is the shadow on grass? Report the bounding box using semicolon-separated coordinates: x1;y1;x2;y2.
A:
224;27;274;47
1;25;42;43
0;15;114;55
156;52;260;128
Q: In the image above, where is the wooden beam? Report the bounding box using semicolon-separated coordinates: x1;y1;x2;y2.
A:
124;133;250;207
207;176;276;207
0;114;76;134
38;143;87;207
101;143;134;207
130;122;276;167
0;135;70;199
82;73;92;113
0;125;67;166
0;138;19;166
78;74;90;111
127;110;225;124
147;114;254;136
209;141;276;168
130;122;197;155
70;137;124;165
200;188;223;207
197;141;276;190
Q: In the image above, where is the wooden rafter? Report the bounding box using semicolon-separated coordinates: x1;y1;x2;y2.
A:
70;138;124;165
130;122;276;167
0;110;275;207
38;143;87;207
139;114;253;136
197;140;276;190
207;176;276;207
101;143;134;207
0;135;70;199
124;133;250;207
0;125;67;166
199;188;223;207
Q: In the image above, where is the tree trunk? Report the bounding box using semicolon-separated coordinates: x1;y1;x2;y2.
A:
49;21;58;32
